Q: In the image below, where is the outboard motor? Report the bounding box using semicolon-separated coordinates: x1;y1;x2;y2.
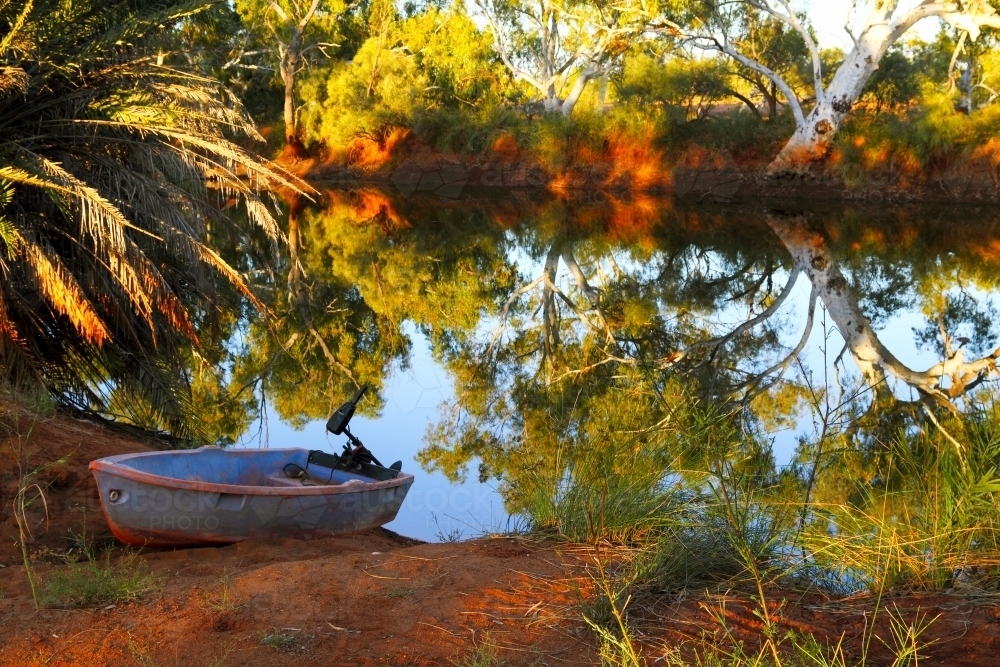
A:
308;385;403;480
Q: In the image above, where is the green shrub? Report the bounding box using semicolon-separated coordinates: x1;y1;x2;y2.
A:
616;53;729;121
803;410;1000;593
831;83;1000;187
300;6;513;150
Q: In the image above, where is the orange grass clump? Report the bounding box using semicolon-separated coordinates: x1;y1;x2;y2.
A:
324;188;410;232
546;127;669;193
347;127;412;172
490;134;520;164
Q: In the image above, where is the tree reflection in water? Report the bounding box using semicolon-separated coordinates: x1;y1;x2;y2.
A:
243;190;1000;590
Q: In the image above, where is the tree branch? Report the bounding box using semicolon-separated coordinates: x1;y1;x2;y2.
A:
476;0;549;94
299;0;322;31
739;284;818;401
695;37;806;127
662;265;801;369
267;0;290;23
747;0;825;103
893;0;1000;43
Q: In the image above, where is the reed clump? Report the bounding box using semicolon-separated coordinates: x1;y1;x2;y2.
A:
517;400;1000;666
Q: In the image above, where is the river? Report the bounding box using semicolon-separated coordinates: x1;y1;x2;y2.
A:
238;188;1000;549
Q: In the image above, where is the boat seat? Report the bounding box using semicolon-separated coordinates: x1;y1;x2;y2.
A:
266;472;355;487
266;474;314;487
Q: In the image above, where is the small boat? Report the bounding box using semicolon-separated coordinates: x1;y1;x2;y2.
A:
90;387;414;547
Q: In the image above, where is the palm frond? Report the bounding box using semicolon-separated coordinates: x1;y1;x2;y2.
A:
0;0;33;53
14;226;112;345
0;0;311;438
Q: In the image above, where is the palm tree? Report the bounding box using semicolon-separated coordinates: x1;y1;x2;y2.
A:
0;0;306;437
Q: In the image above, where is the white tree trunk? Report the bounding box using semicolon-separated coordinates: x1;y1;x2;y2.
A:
766;216;890;388
767;31;890;172
766;1;1000;172
596;73;608;114
560;65;599;117
280;27;305;144
282;63;296;141
542;85;561;112
767;215;1000;405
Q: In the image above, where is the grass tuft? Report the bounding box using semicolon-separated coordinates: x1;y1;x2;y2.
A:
259;629;302;653
205;568;244;613
386;585;416;599
42;549;162;607
450;634;507;667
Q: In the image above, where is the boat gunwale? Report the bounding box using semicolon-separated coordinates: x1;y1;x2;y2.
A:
89;447;414;497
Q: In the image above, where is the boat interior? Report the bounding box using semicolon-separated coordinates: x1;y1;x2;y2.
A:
111;447;376;487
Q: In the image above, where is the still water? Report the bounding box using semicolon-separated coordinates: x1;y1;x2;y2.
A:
237;189;1000;542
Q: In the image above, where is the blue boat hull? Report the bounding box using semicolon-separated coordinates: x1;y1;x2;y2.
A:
89;447;413;547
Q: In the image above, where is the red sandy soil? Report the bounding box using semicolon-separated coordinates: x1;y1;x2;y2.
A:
3;407;1000;666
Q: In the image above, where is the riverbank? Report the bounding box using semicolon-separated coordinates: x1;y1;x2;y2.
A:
2;406;1000;665
279;129;1000;204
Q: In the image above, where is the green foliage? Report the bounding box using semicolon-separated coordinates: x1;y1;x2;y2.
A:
205;568;244;612
386;585;416;598
0;0;302;438
168;4;285;124
724;7;813;119
233;194;521;428
450;635;508;667
616;54;730;121
680;107;795;160
861;48;921;113
300;6;509;148
515;410;687;544
914;291;998;358
804;409;1000;593
237;0;349;46
830;80;1000;186
819;48;846;89
42;550;162;607
584;565;643;667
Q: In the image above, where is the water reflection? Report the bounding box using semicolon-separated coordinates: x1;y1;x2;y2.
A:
243;190;1000;561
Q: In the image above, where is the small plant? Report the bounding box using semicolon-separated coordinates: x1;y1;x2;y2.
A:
387;585;416;599
432;513;464;543
583;559;643;667
13;476;46;609
206;568;244;613
259;629;302;653
65;522;95;558
450;633;506;667
127;639;159;667
8;410;60;609
42;549;162;607
881;607;939;667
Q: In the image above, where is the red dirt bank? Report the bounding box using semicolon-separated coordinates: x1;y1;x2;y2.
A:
3;408;1000;665
278;131;1000;204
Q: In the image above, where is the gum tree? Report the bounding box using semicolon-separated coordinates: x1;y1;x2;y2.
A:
475;0;650;115
672;0;1000;171
727;6;811;121
236;0;349;144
